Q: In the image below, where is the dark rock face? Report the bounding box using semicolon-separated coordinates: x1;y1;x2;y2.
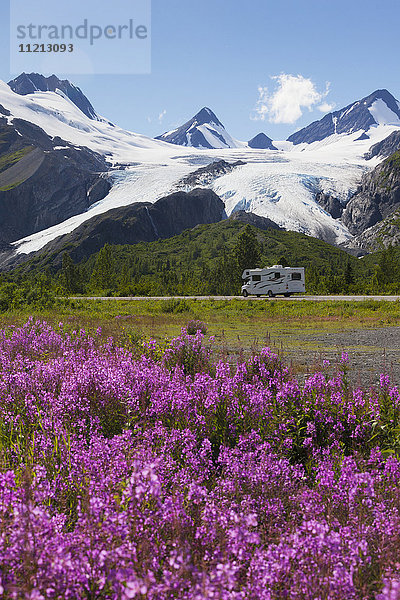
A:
150;189;224;238
315;192;343;220
355;132;370;141
0;104;10;117
177;159;245;188
365;131;400;160
156;107;233;149
341;151;400;235
8;73;99;120
349;209;400;251
248;133;277;150
229;210;280;230
11;118;55;150
192;108;224;128
87;178;111;205
0;118;110;243
287;89;400;145
24;188;225;266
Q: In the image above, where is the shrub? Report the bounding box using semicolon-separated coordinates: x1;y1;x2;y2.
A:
186;319;207;335
162;326;214;377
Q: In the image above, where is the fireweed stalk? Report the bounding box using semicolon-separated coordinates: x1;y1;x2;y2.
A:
0;319;399;598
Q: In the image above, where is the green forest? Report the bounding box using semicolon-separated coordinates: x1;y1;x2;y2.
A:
2;221;400;309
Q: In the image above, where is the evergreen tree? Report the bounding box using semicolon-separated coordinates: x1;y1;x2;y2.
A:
232;225;262;275
344;260;355;288
214;251;237;295
374;245;399;289
60;252;80;293
90;243;114;291
277;255;289;267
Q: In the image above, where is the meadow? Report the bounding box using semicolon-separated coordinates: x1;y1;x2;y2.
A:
3;296;399;347
0;300;400;598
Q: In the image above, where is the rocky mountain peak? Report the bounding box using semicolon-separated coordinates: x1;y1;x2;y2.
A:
8;72;99;121
155;107;239;149
366;89;400;114
287;89;400;145
248;133;277;150
193;107;223;127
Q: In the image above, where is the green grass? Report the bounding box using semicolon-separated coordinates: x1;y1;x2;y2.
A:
0;146;34;174
384;150;400;170
0;297;398;352
0;298;397;387
0;179;24;191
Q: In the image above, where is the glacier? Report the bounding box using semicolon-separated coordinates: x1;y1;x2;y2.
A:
1;80;400;255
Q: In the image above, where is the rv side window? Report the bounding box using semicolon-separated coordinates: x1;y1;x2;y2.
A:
252;275;261;282
274;272;280;279
292;273;302;280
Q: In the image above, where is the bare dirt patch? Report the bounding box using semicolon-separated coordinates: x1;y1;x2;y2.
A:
278;326;400;388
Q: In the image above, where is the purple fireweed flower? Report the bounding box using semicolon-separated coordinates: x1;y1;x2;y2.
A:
341;351;349;364
0;320;398;598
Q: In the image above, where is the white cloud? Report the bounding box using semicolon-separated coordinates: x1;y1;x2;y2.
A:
252;74;332;124
318;102;335;113
146;110;167;125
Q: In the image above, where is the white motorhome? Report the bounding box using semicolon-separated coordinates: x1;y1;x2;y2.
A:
241;265;305;297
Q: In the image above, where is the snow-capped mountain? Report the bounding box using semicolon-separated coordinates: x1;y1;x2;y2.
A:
155;107;242;149
288;89;400;145
248;133;277;150
8;72;102;122
0;79;169;163
0;114;110;243
1;75;400;261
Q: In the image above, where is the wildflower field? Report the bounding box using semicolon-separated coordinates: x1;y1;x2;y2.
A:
1;317;400;599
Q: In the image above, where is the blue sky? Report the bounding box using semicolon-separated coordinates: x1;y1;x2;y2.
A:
0;0;399;141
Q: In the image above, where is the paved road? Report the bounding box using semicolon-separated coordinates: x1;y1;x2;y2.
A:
67;295;400;302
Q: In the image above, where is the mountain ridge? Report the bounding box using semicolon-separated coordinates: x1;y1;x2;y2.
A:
8;72;102;121
0;188;226;269
248;133;277;150
2;73;400;259
155;107;242;149
287;89;400;145
0;114;110;243
342;149;400;236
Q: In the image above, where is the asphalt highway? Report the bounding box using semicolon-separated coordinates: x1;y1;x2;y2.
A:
67;295;400;302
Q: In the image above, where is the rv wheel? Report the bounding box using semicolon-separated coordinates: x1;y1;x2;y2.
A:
268;290;275;298
242;290;248;298
284;293;291;297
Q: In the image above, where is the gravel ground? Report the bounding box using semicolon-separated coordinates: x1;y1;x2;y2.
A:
278;327;400;388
